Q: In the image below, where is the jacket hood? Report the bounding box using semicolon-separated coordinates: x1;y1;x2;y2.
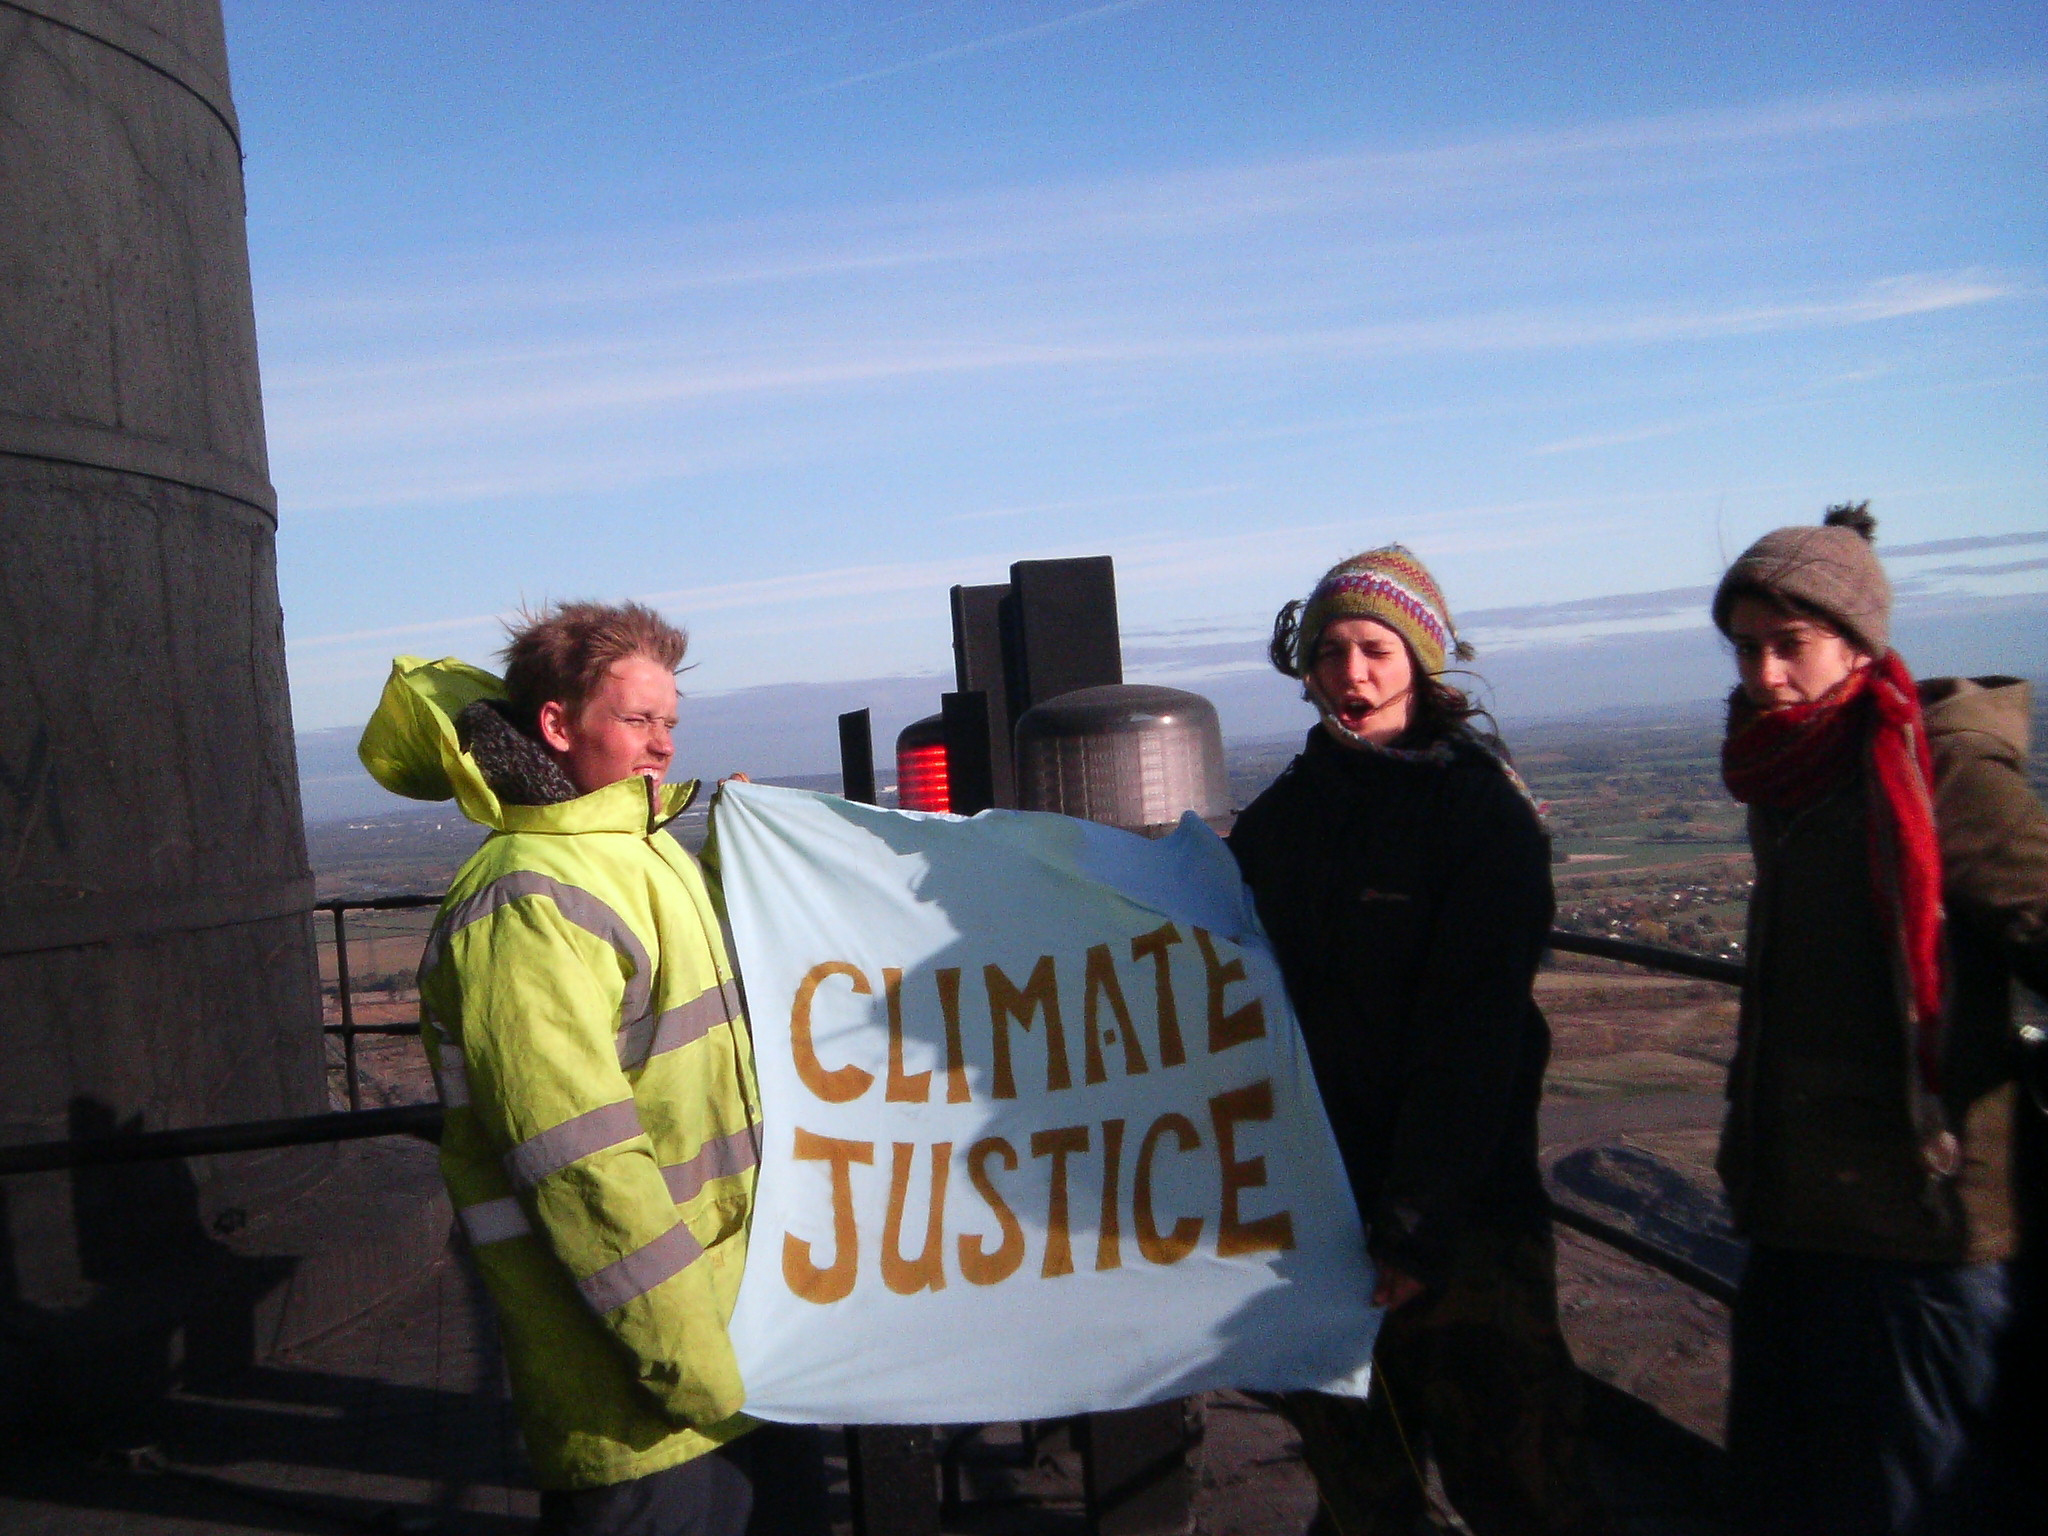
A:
1919;675;2030;766
357;655;697;834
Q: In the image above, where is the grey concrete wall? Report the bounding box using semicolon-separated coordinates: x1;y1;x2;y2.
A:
0;0;333;1426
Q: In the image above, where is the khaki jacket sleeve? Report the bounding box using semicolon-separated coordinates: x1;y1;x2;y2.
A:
1935;742;2048;999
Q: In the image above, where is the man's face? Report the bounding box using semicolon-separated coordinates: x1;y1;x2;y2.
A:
537;654;678;796
1726;595;1870;711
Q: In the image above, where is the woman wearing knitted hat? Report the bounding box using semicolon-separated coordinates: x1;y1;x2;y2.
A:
1712;504;2046;1535
1231;547;1609;1536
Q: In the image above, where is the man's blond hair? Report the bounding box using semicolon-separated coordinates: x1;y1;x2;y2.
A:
500;601;686;731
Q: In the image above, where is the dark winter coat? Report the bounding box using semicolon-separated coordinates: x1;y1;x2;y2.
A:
1229;726;1555;1289
1719;676;2048;1264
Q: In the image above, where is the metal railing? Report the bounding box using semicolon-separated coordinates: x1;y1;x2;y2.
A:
0;1103;443;1178
320;894;441;1111
1548;1201;1735;1306
1545;929;1744;988
1;897;1746;1524
1543;928;1742;1307
8;895;1749;1300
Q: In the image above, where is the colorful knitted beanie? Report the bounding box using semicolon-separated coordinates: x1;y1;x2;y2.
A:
1271;544;1473;678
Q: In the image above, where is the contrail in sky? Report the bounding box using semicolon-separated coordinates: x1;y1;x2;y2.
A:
806;0;1172;93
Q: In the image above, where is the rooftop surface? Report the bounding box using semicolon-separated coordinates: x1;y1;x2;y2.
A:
0;1231;1729;1535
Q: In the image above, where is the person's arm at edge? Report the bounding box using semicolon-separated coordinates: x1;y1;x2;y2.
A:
1934;735;2048;999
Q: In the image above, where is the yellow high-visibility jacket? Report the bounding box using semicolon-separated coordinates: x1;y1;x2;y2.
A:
359;656;760;1489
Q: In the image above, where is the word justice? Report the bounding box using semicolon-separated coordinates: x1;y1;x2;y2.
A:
787;921;1269;1106
782;1081;1296;1304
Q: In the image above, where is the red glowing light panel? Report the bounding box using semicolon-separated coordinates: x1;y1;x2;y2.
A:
897;742;951;813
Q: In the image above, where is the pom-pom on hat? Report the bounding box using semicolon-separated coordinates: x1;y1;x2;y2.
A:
1271;544;1473;679
1712;502;1892;656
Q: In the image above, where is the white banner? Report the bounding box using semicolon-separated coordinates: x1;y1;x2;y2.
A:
713;782;1379;1424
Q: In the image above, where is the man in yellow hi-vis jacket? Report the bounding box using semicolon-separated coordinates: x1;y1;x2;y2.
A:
359;601;825;1536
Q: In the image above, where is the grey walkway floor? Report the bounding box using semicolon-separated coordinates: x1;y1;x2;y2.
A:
0;1240;530;1535
0;1235;1727;1535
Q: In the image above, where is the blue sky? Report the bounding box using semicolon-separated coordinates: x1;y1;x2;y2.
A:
225;2;2047;763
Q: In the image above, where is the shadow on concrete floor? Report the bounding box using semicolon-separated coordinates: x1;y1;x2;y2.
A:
0;1237;527;1536
0;1225;1728;1536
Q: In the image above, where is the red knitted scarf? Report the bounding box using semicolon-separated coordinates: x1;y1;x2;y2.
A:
1722;651;1947;1090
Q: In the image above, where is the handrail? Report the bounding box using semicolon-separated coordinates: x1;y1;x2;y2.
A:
0;1104;443;1177
317;894;442;1107
1547;1202;1737;1305
20;898;1753;1313
1544;929;1742;1304
0;1098;1742;1309
1547;929;1744;986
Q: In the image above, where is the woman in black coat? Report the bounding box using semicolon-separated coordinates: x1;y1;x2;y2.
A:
1231;545;1607;1536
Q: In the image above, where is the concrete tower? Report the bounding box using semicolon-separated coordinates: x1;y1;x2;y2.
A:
0;0;356;1424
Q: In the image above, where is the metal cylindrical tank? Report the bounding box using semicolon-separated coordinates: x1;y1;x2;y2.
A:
0;0;328;1421
895;713;951;812
1014;684;1229;834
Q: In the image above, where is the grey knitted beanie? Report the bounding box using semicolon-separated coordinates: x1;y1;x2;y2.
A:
1711;502;1891;656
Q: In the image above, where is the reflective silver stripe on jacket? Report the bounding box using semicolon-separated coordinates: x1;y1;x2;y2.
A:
435;1044;471;1108
503;1100;644;1190
420;871;653;1029
457;1196;530;1246
577;1221;705;1314
661;1125;761;1206
616;977;742;1070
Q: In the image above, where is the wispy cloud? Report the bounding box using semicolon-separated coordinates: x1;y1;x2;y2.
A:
292;609;519;651
294;551;1030;651
1121;638;1264;668
634;553;1007;616
1527;334;2029;456
805;0;1171;93
260;73;2047;332
1888;530;2048;559
305;478;2042;657
270;273;2014;464
1921;556;2048;578
1534;417;1738;456
239;0;2048;751
291;498;1579;653
943;483;1248;522
1121;539;2048;664
258;67;2044;524
1462;586;1716;633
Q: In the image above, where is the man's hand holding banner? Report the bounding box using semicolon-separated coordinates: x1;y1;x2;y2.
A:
713;783;1380;1424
